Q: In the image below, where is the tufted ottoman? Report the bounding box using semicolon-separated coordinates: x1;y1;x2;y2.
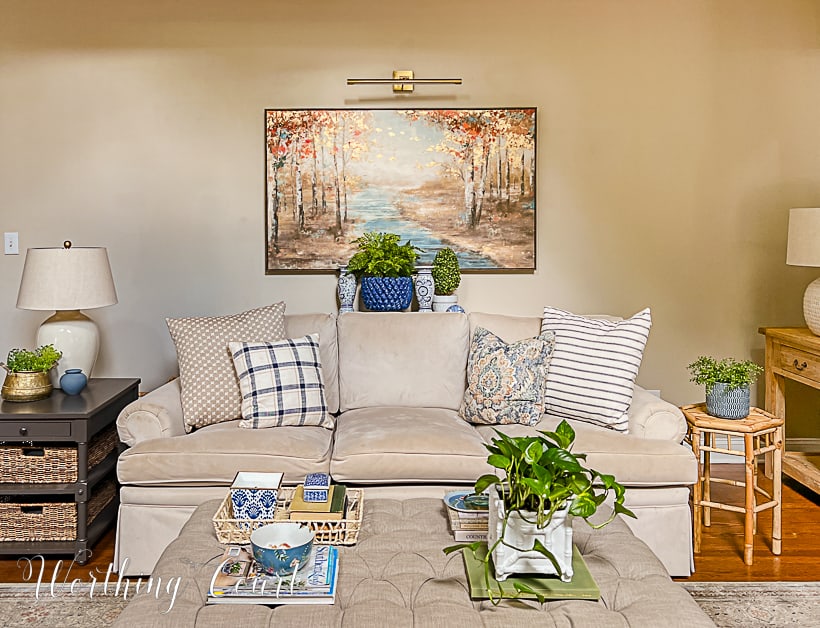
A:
113;498;714;627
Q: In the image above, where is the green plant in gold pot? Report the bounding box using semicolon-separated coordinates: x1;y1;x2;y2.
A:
1;345;62;402
444;420;635;602
687;356;763;419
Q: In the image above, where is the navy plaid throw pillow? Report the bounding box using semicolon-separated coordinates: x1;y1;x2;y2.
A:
229;334;333;429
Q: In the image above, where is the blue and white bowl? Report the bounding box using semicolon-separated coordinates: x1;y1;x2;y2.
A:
250;523;314;576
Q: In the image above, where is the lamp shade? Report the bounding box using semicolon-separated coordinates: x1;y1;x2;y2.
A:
16;244;117;310
786;208;820;267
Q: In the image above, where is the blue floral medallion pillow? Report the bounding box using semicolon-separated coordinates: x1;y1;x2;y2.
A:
459;327;555;426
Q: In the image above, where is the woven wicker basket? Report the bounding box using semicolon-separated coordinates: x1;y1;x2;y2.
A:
212;486;363;546
0;424;119;484
0;480;116;542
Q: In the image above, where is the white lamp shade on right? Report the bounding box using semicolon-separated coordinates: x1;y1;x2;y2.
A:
786;208;820;335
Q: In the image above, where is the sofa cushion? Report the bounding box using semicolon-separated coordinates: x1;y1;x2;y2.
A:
540;306;651;433
475;416;696;487
117;419;332;486
284;313;339;414
166;302;287;431
229;334;333;430
330;407;490;483
337;312;470;412
460;327;555;426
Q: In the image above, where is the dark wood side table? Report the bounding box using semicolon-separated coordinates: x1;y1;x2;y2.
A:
0;378;139;564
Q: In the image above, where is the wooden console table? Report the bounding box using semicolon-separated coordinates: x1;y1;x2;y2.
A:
759;327;820;494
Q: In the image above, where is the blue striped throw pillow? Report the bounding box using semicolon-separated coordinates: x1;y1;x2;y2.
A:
540;307;651;433
229;334;333;429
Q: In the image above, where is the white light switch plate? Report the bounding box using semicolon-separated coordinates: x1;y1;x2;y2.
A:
4;232;19;255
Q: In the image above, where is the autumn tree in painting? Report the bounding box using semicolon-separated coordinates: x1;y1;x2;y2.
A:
399;109;535;229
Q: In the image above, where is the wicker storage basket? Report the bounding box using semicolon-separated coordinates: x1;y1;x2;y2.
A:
0;424;119;484
0;480;116;542
213;486;363;546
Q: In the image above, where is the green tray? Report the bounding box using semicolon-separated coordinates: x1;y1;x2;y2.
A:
463;543;600;601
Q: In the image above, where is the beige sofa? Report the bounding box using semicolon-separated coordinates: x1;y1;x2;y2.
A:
115;311;697;577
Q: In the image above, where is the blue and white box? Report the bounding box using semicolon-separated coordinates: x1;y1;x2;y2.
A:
303;472;330;502
230;472;283;520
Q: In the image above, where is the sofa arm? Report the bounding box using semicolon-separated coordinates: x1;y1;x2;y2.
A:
628;386;686;442
116;378;187;447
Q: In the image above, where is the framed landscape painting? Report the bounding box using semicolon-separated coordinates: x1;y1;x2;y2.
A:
264;108;536;273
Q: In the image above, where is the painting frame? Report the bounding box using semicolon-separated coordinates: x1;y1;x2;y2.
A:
264;107;537;274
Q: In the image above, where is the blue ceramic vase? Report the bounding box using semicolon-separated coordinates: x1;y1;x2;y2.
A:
60;368;87;395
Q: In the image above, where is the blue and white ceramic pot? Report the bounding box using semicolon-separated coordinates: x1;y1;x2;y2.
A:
414;267;434;312
337;266;357;314
360;276;413;312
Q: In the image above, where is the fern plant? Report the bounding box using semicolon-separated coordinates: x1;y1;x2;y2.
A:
346;232;418;279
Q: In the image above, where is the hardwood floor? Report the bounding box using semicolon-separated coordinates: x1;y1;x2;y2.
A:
0;527;116;584
0;464;817;583
676;464;820;582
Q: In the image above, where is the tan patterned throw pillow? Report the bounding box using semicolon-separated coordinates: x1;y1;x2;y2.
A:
166;302;286;431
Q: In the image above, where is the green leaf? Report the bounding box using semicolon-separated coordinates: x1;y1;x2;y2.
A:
570;493;598;518
531;538;563;575
474;474;501;494
523;441;543;465
442;541;483;555
614;502;637;519
513;582;546;604
487;454;511;470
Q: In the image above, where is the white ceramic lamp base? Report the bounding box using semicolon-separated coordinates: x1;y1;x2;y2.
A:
36;310;100;388
804;278;820;336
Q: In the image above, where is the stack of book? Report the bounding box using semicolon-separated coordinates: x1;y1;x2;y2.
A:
208;544;338;605
444;490;489;542
288;484;347;521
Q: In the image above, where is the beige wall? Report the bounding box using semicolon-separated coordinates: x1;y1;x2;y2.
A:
1;0;819;432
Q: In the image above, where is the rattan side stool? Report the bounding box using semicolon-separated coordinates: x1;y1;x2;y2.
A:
681;403;783;566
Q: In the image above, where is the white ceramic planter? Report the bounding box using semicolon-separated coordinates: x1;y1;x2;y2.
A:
432;294;458;312
488;489;574;582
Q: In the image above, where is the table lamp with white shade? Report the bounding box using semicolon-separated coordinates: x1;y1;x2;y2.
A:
786;207;820;335
16;241;117;387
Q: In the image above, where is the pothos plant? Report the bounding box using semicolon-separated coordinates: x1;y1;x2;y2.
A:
346;231;419;279
443;420;636;603
687;356;763;393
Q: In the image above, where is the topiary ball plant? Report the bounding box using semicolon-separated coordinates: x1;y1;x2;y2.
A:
431;248;461;296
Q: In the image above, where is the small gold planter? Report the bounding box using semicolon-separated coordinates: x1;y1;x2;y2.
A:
1;370;53;402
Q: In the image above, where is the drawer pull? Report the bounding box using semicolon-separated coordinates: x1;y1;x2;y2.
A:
19;427;27;436
22;448;45;457
793;359;808;371
21;506;43;515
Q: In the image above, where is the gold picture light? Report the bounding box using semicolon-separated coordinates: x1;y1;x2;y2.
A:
347;70;462;93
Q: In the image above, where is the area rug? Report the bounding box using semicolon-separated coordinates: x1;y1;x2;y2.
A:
681;581;820;627
0;583;128;627
1;580;818;627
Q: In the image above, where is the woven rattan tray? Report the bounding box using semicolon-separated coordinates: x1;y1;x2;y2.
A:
0;424;119;484
212;486;362;545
